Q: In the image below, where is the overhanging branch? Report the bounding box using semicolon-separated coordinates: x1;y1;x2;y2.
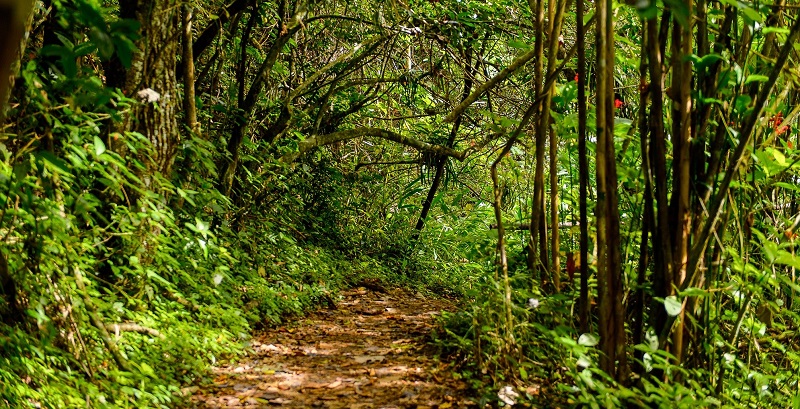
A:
278;127;468;164
443;14;596;123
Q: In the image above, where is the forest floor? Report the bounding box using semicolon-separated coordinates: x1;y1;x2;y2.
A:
190;287;474;408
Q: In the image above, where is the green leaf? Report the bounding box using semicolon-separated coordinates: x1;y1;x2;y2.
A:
680;287;708;297
37;152;70;175
635;0;658;19
140;362;155;377
775;253;800;270
664;296;683;317
113;36;137;67
663;0;690;26
519;367;528;380
762;241;778;263
73;41;97;57
734;95;752;114
89;27;114;59
508;39;530;50
771;148;787;166
94;135;106;156
775;182;800;192
742;7;763;23
745;74;769;85
577;354;592;368
763;27;790;35
695;53;723;70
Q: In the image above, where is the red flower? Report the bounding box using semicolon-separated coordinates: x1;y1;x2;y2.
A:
614;98;623;109
574;73;579;82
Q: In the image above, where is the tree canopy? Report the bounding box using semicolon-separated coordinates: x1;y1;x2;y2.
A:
3;0;800;407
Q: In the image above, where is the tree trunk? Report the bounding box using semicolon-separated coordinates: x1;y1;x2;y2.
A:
546;0;570;292
577;0;590;335
647;10;673;344
527;0;548;280
668;0;693;365
183;5;199;134
0;0;33;122
595;0;628;381
413;47;477;238
632;20;651;357
116;0;181;178
0;0;33;323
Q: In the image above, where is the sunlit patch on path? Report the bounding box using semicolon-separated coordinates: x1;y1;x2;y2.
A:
191;288;473;408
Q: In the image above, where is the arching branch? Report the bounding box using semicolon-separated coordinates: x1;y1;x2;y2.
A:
443;14;596;124
278;127;467;164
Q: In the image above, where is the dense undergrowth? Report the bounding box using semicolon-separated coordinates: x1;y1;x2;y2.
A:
8;0;800;407
0;128;474;408
0;126;476;408
433;257;800;408
0;63;474;409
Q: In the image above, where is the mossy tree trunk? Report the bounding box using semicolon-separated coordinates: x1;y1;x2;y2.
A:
110;0;181;179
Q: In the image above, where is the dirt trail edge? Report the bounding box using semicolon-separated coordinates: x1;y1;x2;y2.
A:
191;288;474;408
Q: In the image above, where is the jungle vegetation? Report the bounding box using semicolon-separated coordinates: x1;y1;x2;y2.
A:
2;0;800;407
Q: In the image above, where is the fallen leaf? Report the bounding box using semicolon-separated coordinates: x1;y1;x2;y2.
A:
269;397;292;404
327;379;343;389
354;355;385;364
525;384;541;395
179;386;199;396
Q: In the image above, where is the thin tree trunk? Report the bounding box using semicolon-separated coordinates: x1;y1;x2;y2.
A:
546;0;571;292
596;0;628;381
492;149;517;356
183;5;199;133
632;20;651;354
577;0;590;334
648;10;673;342
669;0;694;365
527;0;547;279
413;46;478;238
489;99;539;360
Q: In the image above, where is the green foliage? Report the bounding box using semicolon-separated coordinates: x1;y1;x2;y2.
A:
8;0;800;407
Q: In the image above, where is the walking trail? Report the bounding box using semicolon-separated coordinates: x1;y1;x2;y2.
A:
191;287;474;408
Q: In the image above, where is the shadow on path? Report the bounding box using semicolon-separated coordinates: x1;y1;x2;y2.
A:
191;288;473;408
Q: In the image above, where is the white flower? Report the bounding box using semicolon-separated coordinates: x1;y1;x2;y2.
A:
498;385;519;406
527;298;540;309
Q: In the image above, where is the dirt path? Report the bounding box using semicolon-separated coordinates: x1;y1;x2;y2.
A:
190;288;473;408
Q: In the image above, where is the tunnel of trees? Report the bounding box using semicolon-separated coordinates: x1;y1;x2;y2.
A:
2;0;800;407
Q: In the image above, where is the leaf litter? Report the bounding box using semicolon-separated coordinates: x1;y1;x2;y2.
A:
191;288;474;408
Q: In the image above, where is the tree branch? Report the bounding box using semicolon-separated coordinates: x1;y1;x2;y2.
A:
192;0;254;61
107;323;166;340
444;14;596;123
443;46;538;123
279;127;467;164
